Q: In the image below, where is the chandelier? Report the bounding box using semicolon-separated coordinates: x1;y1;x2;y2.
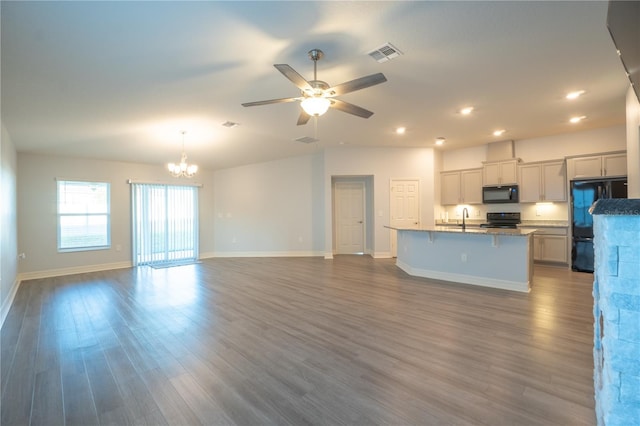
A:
167;131;198;178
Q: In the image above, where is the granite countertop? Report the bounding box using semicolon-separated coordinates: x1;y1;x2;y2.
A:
386;225;536;237
519;220;569;228
435;220;568;228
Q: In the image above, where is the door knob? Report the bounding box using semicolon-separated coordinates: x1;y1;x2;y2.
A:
358;221;363;224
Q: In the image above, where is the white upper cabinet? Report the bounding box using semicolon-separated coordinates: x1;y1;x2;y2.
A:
566;152;627;180
541;162;567;201
483;159;518;186
518;161;567;203
602;154;627;177
441;169;482;205
461;169;483;204
518;160;566;203
441;171;461;205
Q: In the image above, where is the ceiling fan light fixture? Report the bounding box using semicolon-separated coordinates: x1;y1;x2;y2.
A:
301;97;331;116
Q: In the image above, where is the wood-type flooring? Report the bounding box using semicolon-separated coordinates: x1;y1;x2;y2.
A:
1;256;596;425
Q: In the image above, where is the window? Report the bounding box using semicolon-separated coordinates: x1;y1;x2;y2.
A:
57;180;110;251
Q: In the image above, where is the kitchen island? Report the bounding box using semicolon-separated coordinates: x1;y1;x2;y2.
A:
387;226;535;292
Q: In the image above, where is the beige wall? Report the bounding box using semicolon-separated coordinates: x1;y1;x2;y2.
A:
212;152;324;256
323;146;437;258
17;153;215;277
1;123;18;325
442;125;627;171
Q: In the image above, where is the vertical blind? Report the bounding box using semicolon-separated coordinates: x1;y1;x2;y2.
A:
131;183;199;266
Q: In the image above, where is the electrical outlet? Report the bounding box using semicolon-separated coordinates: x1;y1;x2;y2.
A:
461;253;467;262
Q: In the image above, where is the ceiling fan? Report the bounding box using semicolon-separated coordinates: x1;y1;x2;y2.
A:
242;49;387;125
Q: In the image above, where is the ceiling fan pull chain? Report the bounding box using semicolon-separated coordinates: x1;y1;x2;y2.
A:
314;116;318;139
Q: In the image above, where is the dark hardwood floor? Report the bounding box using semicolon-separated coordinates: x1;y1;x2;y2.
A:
2;256;596;425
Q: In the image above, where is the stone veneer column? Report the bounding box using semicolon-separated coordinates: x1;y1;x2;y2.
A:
592;199;640;426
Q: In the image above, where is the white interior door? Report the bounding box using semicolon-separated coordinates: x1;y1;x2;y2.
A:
390;179;420;257
335;182;365;254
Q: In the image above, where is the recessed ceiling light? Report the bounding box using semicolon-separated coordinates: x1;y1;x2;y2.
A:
435;137;446;146
569;115;586;124
396;127;406;135
566;90;585;100
493;129;506;136
221;121;240;128
460;107;474;115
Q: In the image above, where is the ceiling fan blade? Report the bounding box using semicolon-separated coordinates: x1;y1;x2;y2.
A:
297;111;311;126
274;64;313;91
241;97;299;107
330;99;374;118
326;73;387;96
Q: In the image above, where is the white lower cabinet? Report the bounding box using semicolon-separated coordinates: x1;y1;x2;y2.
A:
535;235;568;263
521;227;568;264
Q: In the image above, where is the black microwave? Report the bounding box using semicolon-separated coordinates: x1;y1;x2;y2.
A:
482;185;519;204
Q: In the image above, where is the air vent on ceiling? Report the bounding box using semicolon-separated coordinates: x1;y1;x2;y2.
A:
368;42;403;63
294;136;319;144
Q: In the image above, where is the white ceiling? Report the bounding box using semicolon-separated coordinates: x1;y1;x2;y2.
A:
1;1;630;171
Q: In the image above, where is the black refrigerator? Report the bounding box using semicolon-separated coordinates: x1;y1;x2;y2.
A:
571;178;627;272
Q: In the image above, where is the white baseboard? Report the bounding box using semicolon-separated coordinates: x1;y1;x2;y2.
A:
1;276;21;328
210;251;324;258
396;260;530;293
18;261;133;282
372;251;393;259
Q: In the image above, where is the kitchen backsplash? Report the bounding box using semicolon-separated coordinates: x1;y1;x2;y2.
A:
440;202;569;222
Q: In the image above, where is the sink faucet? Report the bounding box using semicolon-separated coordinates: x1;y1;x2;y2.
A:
462;207;469;230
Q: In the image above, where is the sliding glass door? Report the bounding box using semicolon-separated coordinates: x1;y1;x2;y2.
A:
131;183;198;266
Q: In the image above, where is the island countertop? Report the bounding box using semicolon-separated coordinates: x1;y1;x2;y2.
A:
385;225;536;237
387;225;534;292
